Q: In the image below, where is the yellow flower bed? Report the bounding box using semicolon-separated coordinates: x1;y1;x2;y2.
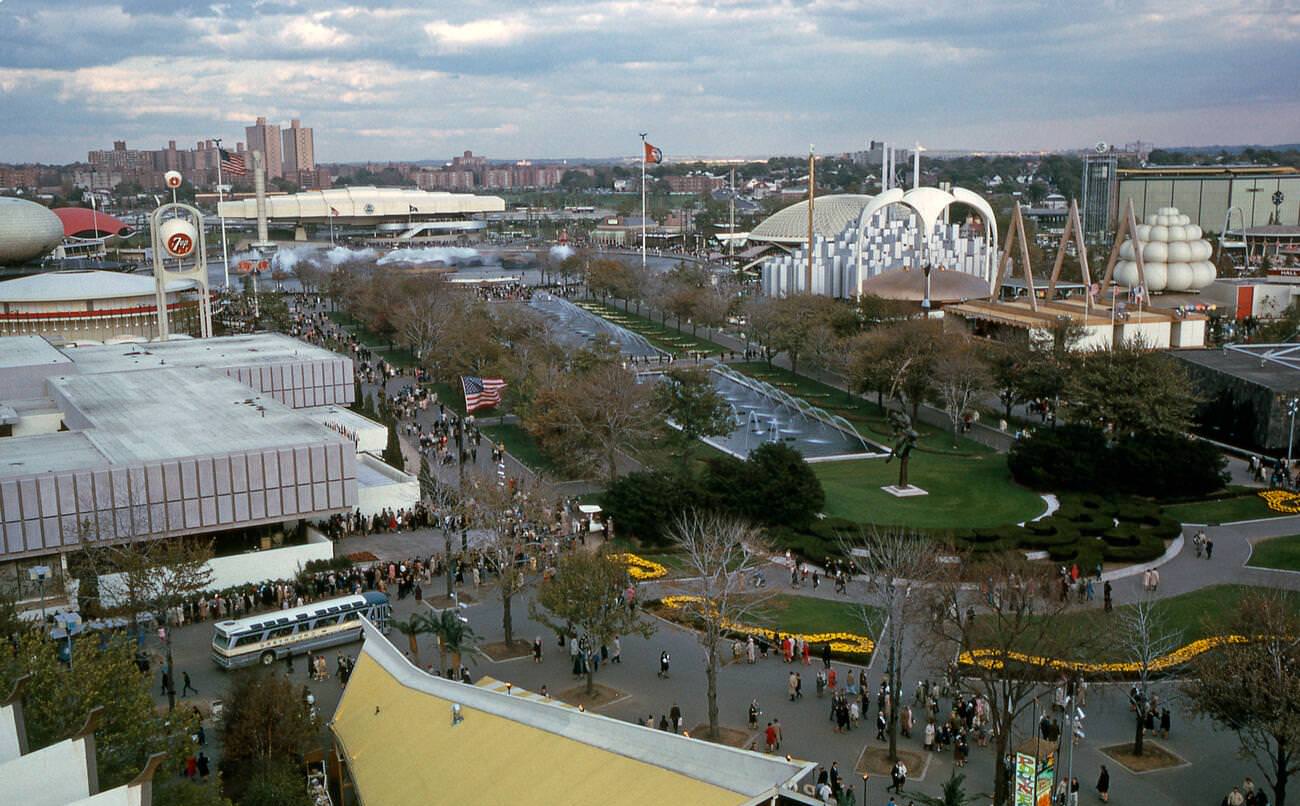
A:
619;553;668;581
958;634;1255;675
1259;489;1300;514
658;594;876;658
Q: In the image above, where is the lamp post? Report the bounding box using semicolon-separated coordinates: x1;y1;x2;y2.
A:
1287;397;1299;468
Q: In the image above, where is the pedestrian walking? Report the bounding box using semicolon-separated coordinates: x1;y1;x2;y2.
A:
181;671;198;697
658;650;671;678
1096;764;1109;802
889;760;908;792
1206;538;1214;559
749;699;760;729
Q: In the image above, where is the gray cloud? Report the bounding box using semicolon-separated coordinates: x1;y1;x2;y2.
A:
0;0;1297;162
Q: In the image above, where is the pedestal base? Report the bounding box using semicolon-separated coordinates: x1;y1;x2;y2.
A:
881;485;928;498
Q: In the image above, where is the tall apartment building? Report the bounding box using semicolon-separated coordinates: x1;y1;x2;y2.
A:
281;118;315;180
245;116;283;180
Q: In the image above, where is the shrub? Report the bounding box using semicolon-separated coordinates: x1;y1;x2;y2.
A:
1009;426;1228;498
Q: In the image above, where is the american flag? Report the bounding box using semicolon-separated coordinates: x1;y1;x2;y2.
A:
219;148;246;177
461;376;506;412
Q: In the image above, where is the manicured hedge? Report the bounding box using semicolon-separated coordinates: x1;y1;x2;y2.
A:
763;495;1177;569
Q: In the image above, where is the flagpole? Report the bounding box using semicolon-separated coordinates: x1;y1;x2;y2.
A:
328;195;336;247
215;138;231;289
640;132;648;270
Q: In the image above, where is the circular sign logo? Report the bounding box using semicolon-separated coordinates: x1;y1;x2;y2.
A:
164;170;183;189
167;232;194;257
159;218;198;258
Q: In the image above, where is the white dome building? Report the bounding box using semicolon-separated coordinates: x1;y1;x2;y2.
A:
0;270;202;342
1114;206;1216;292
0;197;65;266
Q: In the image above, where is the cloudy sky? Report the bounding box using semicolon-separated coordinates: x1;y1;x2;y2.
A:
1;0;1297;163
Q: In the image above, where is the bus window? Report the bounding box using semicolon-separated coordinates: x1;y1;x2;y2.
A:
314;615;340;627
234;633;264;648
268;626;296;640
343;612;361;622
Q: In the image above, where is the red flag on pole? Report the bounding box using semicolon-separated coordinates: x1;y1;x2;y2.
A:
644;142;663;164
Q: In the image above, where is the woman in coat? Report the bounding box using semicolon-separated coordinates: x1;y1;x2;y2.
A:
1096;765;1110;803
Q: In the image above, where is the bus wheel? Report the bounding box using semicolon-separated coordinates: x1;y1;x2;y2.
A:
260;651;275;666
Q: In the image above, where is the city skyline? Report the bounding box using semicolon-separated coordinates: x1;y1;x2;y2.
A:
0;0;1298;163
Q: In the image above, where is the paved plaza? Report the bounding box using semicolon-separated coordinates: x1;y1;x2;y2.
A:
150;499;1300;806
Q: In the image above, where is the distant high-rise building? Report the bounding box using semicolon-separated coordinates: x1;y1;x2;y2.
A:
281;118;315;180
1081;153;1119;243
245;116;283;180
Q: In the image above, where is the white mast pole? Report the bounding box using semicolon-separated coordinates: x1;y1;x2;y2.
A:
640;133;648;269
215;138;231;289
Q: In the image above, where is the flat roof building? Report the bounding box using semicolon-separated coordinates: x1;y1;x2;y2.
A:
0;333;415;614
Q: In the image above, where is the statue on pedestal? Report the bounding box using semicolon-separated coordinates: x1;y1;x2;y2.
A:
885;410;919;489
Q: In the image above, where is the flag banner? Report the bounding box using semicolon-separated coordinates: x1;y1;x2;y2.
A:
461;376;507;412
330;206;340;217
409;205;419;213
644;142;663;164
219;148;247;177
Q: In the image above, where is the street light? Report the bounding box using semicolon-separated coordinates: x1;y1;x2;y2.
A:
1287;397;1299;468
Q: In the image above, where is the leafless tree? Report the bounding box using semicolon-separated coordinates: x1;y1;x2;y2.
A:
932;338;992;447
928;553;1084;805
842;529;941;761
1186;592;1300;806
1116;595;1182;756
391;279;448;366
460;470;549;647
667;510;772;740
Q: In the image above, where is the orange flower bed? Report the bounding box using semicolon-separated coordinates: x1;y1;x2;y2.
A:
957;634;1256;674
1259;489;1300;514
618;553;669;581
658;594;875;658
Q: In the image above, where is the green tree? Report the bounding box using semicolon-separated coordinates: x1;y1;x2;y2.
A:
82;535;213;713
1064;342;1199;435
655;366;734;468
0;631;199;791
220;669;318;799
238;758;312;806
907;772;977;806
382;416;405;471
392;613;434;667
427;606;479;677
711;443;824;528
530;550;654;695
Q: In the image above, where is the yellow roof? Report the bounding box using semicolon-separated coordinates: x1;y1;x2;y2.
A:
332;625;811;806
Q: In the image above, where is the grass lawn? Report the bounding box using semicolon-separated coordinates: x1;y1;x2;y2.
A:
813;457;1045;529
326;310;420;368
1038;585;1300;663
1247;534;1300;571
480;423;564;476
731;362;991;456
577;300;731;354
1162;493;1279;525
750;594;878;637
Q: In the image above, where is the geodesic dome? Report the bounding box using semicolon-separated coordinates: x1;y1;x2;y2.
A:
1114;206;1216;292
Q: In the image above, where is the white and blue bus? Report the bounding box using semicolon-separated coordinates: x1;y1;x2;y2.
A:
210;591;391;669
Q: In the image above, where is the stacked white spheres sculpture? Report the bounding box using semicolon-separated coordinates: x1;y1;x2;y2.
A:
1114;206;1215;292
